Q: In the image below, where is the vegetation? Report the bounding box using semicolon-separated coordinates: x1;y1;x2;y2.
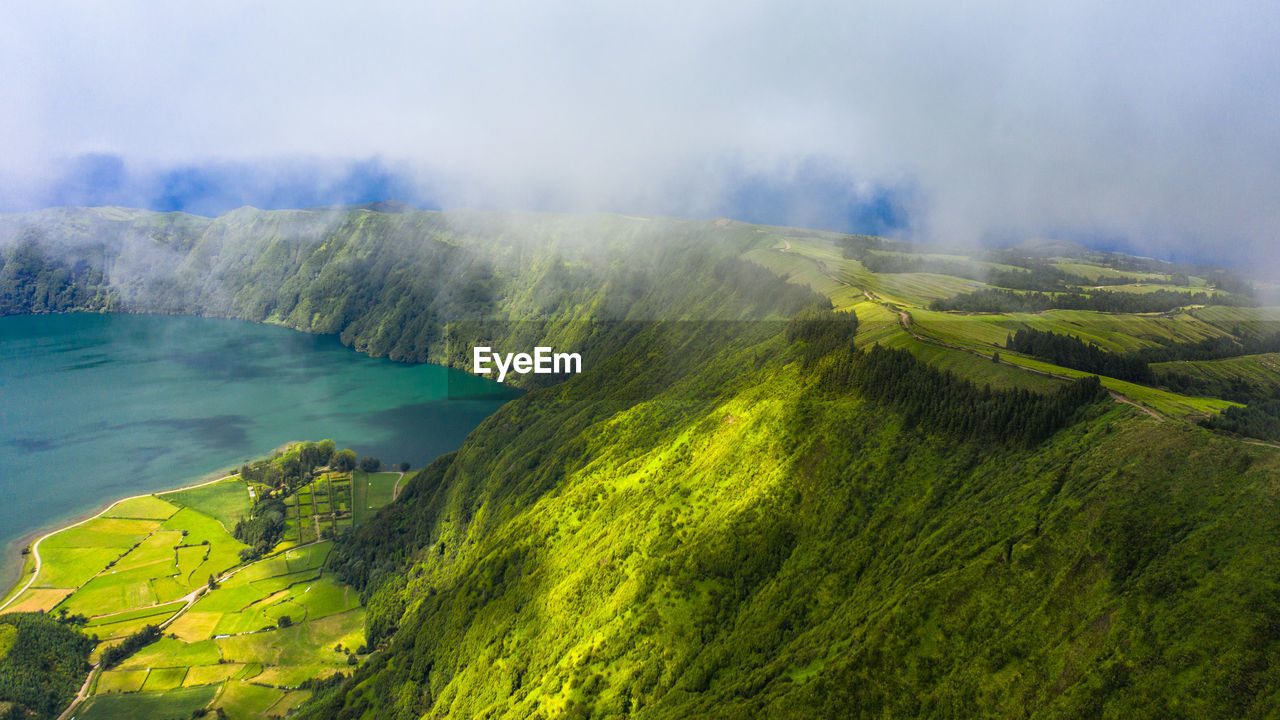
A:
1200;396;1280;442
1006;327;1153;383
824;343;1108;444
305;315;1280;719
930;287;1253;313
99;625;161;669
5;206;1280;718
0;612;93;719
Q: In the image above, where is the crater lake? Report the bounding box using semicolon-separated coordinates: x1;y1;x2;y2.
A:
0;313;519;588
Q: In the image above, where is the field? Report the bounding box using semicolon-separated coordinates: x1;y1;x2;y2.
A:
161;477;253;532
762;233;1280;424
18;461;405;719
76;685;219;720
352;472;400;525
1154;353;1280;395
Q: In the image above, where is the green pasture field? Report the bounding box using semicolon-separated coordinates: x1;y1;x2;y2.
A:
40;517;159;550
117;637;222;670
85;601;187;628
140;666;188;691
215;608;365;666
1189;305;1280;336
102;495;179;520
85;614;180;641
212;681;307;720
353;472;399;524
911;308;1232;354
254;663;339;687
847;266;987;307
27;457;380;720
889;337;1063;393
83;601;186;639
1050;261;1173;284
1154;353;1280;392
160;477;252;532
741;243;866;310
50;501;247;617
999;353;1239;418
27;547;121;591
850;299;903;348
76;684;219;720
1086;282;1229;296
94;668;149;694
182;662;243;686
108;530;182;574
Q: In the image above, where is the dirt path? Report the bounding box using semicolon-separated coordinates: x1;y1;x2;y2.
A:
1108;391;1167;422
58;666;99;720
392;471;407;500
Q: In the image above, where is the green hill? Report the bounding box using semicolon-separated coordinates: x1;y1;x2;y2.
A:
289;317;1280;719
5;205;1280;717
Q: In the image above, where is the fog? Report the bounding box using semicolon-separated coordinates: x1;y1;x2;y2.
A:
2;1;1277;273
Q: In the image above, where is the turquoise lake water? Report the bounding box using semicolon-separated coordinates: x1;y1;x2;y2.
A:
0;313;519;586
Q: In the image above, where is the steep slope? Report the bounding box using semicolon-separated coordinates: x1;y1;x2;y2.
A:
302;320;1280;719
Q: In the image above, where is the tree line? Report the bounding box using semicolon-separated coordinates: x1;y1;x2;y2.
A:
930;287;1254;314
785;305;859;368
1001;328;1280;443
818;343;1107;445
1006;328;1152;383
1201;397;1280;442
1137;331;1280;364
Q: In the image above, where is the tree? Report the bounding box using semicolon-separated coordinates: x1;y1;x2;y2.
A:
399;461;410;472
278;615;293;628
359;456;382;473
332;449;357;473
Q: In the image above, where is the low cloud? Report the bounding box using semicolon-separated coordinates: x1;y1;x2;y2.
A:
2;1;1277;273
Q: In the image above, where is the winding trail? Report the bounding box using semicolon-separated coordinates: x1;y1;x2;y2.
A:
1109;391;1167;422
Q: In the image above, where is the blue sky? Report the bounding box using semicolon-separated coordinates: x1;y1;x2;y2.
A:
3;2;1278;271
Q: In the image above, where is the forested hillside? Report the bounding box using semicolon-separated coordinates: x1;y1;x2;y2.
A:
299;311;1280;719
0;612;93;719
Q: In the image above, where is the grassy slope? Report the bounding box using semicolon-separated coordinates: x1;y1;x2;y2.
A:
303;323;1280;720
1154;353;1280;393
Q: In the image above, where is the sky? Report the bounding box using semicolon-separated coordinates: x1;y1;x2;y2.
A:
2;1;1278;271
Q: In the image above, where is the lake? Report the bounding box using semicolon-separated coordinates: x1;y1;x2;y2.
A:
0;313;519;587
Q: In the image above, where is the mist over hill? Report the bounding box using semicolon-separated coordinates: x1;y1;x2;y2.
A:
4;204;1280;717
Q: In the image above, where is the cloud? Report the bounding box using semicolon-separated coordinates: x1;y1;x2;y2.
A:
2;1;1278;272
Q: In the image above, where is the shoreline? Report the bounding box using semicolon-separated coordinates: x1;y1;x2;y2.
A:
0;441;300;610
